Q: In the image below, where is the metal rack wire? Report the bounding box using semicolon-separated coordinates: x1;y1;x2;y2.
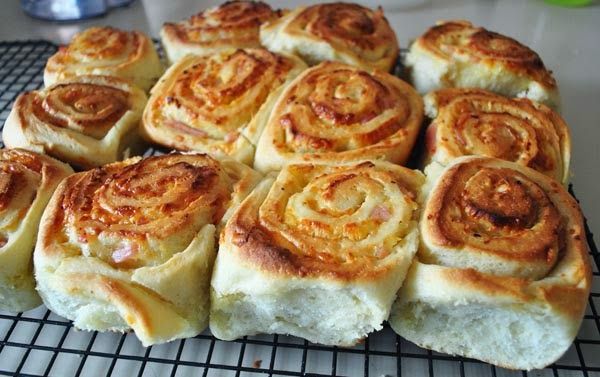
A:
0;40;599;377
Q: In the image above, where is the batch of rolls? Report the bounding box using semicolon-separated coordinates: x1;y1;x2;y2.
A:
0;0;591;371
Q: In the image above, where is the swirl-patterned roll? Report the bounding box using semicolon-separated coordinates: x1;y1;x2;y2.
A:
423;88;570;184
142;48;306;165
210;160;424;346
389;156;591;370
260;2;399;72
34;153;261;346
254;61;423;172
406;21;560;108
44;27;163;92
0;149;72;312
3;75;148;169
161;1;281;64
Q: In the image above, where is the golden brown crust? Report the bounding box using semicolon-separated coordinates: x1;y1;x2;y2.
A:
15;76;135;139
223;160;424;280
47;26;144;70
390;156;590;369
416;20;556;89
46;27;146;70
4;75;148;169
255;62;423;171
421;156;590;288
162;1;279;53
0;149;71;236
35;152;261;344
42;154;238;267
425;88;571;183
21;83;128;139
142;49;306;163
0;148;72;312
44;27;163;91
261;2;399;72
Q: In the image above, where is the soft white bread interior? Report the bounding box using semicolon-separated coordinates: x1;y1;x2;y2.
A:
392;261;585;370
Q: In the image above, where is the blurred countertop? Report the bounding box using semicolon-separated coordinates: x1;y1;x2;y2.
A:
0;0;599;235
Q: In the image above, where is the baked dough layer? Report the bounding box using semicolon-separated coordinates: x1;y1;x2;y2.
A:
0;149;72;312
423;88;570;183
405;21;560;108
161;1;280;64
34;153;261;346
254;61;423;172
44;27;163;92
4;75;148;169
142;48;306;165
211;160;424;346
389;156;591;370
260;2;399;72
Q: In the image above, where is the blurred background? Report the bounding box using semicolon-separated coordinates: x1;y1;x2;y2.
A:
1;0;599;235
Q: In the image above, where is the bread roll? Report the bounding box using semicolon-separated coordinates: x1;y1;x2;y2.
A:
389;156;591;370
3;75;148;169
254;61;423;172
161;1;281;64
406;21;560;108
211;160;424;346
260;2;399;72
142;49;306;165
34;153;261;346
0;149;72;312
423;88;570;184
44;27;163;92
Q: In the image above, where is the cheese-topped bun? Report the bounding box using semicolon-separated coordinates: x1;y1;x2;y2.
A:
4;75;148;169
34;153;261;346
0;149;72;313
211;160;424;346
142;48;306;165
254;61;423;172
161;1;281;64
423;88;570;184
389;156;591;370
44;27;163;92
406;21;560;108
260;2;399;72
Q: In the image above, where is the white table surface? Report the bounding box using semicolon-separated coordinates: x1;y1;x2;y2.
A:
0;0;598;234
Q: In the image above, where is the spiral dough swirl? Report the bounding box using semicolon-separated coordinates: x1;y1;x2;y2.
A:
54;154;236;269
44;27;163;91
422;157;573;280
229;161;423;278
27;81;128;139
143;49;305;162
255;62;423;171
425;88;570;183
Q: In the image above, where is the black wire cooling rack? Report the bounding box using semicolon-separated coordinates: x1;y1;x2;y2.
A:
0;40;599;377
